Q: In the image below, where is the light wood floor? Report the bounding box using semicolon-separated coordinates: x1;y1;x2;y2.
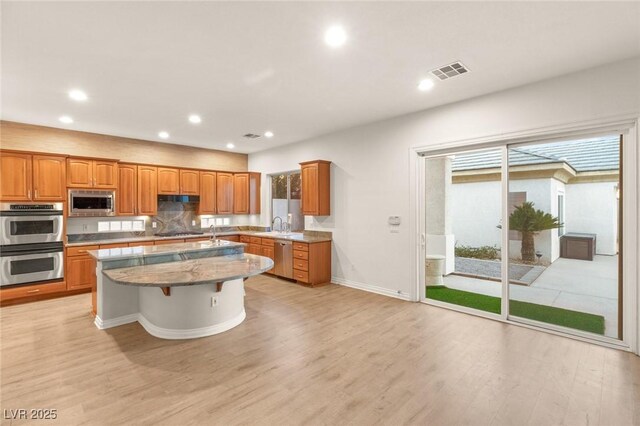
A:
1;275;639;425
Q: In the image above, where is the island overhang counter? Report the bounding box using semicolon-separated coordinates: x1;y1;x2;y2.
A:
88;240;273;339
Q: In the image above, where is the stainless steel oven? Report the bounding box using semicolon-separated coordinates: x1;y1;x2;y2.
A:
0;242;64;286
0;203;64;246
69;189;116;217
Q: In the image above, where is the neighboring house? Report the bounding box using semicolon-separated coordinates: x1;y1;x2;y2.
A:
449;136;619;262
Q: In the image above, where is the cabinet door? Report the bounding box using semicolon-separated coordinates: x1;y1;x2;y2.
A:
66;255;96;290
180;169;200;195
66;158;94;187
199;171;217;214
261;246;275;273
233;173;249;214
301;164;318;215
32;155;66;201
0;152;32;201
216;172;234;214
93;161;118;189
137;165;157;215
157;167;180;194
117;164;137;215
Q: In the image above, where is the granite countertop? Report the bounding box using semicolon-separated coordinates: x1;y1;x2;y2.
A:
103;253;274;287
67;230;331;247
86;240;244;261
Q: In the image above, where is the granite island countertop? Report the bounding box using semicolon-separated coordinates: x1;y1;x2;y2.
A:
103;253;273;287
67;230;331;247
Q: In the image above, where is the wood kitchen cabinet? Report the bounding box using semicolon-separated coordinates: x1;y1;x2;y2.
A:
0;151;66;201
137;165;158;215
67;158;117;189
233;172;261;214
180;169;199;195
260;239;275;274
66;254;97;290
216;172;234;214
199;171;217;214
300;160;331;216
292;241;331;286
157;167;180;194
117;163;137;215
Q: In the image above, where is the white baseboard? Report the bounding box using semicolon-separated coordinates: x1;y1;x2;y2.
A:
94;313;139;329
137;309;246;340
331;276;412;301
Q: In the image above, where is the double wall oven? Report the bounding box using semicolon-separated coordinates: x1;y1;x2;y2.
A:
0;203;64;287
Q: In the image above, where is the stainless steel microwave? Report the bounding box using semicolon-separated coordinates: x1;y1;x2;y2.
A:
68;190;116;217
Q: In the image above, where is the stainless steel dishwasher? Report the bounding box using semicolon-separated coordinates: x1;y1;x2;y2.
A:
274;240;293;279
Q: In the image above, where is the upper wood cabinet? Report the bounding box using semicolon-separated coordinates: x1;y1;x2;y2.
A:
67;158;117;188
216;172;234;214
137;165;158;215
180;169;199;195
300;160;331;216
157;167;180;194
0;151;33;201
32;155;66;201
0;151;66;201
117;164;137;216
199;171;217;214
233;172;261;214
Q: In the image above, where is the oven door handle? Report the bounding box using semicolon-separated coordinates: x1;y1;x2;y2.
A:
0;246;64;257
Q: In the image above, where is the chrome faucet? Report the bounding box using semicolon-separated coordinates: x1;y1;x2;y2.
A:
272;216;283;233
209;224;217;242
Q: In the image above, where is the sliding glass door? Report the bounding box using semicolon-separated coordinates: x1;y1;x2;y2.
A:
424;149;503;315
422;134;623;341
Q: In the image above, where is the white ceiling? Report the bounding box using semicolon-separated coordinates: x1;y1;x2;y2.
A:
2;2;639;154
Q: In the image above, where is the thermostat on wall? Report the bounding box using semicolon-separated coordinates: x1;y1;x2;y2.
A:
388;216;401;226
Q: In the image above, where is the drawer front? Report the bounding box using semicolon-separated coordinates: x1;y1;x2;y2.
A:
293;250;309;260
154;239;185;245
249;236;262;245
99;243;130;249
293;242;308;252
189;237;211;242
128;241;154;247
1;280;67;302
240;235;252;243
261;238;275;247
293;259;309;272
218;235;239;242
67;245;99;257
293;269;309;283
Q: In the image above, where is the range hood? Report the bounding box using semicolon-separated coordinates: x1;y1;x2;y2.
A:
157;195;200;203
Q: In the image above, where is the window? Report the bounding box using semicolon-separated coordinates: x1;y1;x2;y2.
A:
508;192;526;241
558;193;565;236
271;172;303;232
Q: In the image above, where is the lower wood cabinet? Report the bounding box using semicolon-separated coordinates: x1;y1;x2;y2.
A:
292;241;331;286
260;239;275;274
66;254;97;290
0;281;67;303
217;235;239;242
154;239;185;245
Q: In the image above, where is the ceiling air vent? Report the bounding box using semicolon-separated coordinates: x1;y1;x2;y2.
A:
243;133;261;139
431;61;469;81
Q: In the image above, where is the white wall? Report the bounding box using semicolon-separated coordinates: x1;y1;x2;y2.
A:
248;57;639;299
566;182;619;255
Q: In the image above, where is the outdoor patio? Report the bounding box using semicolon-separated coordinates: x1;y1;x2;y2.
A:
441;255;619;338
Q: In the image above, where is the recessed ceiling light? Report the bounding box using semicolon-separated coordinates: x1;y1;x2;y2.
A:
59;115;73;124
324;25;347;48
226;143;235;149
158;131;170;139
188;114;202;124
418;78;435;91
264;131;274;138
68;89;88;101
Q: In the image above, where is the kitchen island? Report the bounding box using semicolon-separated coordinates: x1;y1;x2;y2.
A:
88;240;273;339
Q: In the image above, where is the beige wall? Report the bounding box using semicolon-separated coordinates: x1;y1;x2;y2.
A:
0;121;248;172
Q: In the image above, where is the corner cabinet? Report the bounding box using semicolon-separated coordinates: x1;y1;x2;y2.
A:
137;165;158;215
300;160;331;216
233;172;261;214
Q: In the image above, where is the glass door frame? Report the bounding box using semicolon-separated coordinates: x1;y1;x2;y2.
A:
415;125;638;353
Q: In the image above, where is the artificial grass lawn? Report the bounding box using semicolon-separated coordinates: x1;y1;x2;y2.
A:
426;286;605;335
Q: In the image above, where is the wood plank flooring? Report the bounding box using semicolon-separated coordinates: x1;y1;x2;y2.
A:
1;274;639;425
